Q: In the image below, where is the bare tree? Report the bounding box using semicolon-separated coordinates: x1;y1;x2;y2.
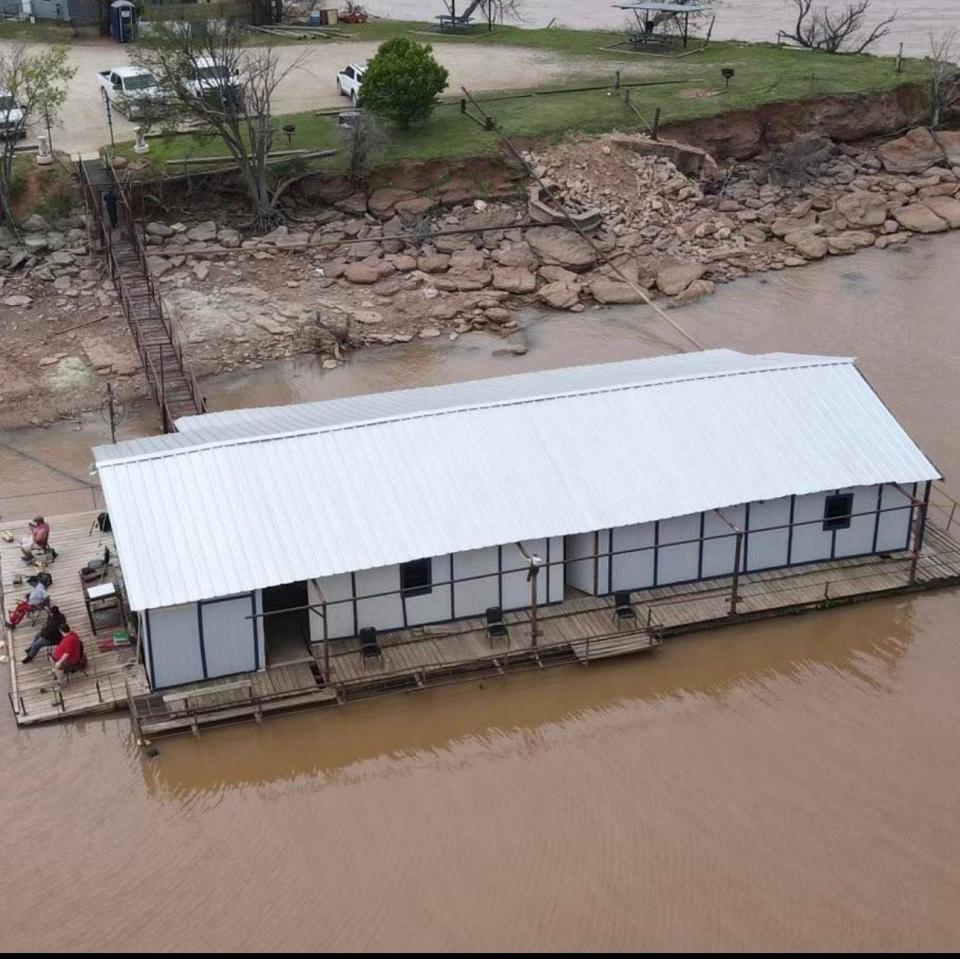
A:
134;23;315;232
0;45;75;228
336;112;384;183
783;0;897;54
929;28;960;129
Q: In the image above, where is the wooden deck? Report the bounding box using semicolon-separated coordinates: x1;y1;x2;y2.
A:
7;509;960;740
1;511;150;726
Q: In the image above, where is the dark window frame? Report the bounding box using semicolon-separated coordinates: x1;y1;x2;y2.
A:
400;558;433;597
823;492;854;531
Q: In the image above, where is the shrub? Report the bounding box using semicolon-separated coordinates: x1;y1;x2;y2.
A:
360;38;449;129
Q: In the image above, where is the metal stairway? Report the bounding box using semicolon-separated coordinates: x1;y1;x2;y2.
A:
80;158;205;432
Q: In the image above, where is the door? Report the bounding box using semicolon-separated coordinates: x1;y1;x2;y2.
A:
261;581;310;665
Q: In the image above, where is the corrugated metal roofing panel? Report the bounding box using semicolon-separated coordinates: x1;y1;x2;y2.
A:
94;353;941;611
95;350;845;461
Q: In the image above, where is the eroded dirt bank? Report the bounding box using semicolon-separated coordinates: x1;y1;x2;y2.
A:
1;88;958;431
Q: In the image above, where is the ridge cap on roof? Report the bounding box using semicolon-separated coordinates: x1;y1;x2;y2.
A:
94;352;856;469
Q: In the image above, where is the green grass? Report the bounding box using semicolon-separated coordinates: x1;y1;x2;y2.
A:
116;30;928;176
0;20;98;42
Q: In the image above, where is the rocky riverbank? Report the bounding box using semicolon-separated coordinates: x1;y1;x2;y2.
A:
1;124;959;430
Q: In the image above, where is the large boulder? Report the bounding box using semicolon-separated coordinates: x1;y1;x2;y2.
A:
491;266;536;293
368;187;416;219
589;275;645;304
417;253;450;273
526;226;597;272
893;203;949;233
343;262;380;284
826;230;876;254
785;228;828;260
655;259;705;296
146;221;174;238
933;130;960;167
877;128;945;175
922;195;960;229
834;190;888;229
20;213;48;233
537;281;580;310
186;220;218;243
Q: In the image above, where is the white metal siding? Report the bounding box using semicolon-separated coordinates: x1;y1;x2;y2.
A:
452;547;500;619
791;493;835;564
834;486;881;558
702;506;745;578
95;353;940;613
405;555;452;627
876;484;913;552
747;497;792;572
565;533;597;595
610;523;656;591
657;514;702;585
201;595;257;679
147;603;203;689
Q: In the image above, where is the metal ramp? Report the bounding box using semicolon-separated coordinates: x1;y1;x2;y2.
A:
80;157;205;432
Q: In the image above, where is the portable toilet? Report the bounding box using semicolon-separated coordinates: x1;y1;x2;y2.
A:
110;0;137;43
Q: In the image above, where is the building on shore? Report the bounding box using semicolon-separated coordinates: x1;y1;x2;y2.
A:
92;349;942;693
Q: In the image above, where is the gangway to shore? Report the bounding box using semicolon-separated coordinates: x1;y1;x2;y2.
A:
79;157;205;432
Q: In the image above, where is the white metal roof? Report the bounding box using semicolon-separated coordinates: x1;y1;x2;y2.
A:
94;351;941;612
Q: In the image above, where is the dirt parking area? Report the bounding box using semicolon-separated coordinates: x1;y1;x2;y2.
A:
0;36;657;155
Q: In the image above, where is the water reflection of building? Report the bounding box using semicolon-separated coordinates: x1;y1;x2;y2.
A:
139;593;918;799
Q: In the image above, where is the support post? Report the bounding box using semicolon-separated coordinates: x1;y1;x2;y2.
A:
651;107;661;141
615;69;621;89
895;41;903;73
322;597;329;681
909;481;932;585
728;530;743;615
529;561;539;647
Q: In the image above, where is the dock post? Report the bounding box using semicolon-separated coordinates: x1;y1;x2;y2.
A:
728;531;743;615
909;481;932;585
529;561;540;647
322;598;330;682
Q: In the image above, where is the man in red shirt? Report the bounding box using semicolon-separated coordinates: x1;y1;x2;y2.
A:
50;623;84;682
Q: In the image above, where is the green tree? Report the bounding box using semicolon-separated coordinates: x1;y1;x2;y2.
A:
360;38;449;129
0;45;75;227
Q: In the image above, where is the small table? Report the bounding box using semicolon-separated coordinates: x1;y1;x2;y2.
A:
84;581;125;635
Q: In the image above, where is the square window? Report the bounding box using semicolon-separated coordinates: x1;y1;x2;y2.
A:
823;493;854;531
400;558;432;596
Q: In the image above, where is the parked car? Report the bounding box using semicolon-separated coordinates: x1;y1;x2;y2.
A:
184;56;245;111
97;67;168;120
0;90;27;140
336;61;367;105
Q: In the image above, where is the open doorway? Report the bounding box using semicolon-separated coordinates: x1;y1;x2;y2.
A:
261;580;311;666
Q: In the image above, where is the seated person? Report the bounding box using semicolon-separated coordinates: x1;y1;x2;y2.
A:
21;605;66;663
20;516;54;563
50;623;85;681
4;576;49;628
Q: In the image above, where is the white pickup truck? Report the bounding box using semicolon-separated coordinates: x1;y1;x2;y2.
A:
0;90;27;140
97;67;167;120
184;57;244;104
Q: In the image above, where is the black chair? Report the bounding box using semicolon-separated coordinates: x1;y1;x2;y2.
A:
359;626;381;663
486;606;508;646
613;591;637;629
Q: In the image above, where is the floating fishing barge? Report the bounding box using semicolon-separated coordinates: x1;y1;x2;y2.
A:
5;351;960;740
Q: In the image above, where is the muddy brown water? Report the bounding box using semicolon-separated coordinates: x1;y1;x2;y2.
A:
1;235;959;950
